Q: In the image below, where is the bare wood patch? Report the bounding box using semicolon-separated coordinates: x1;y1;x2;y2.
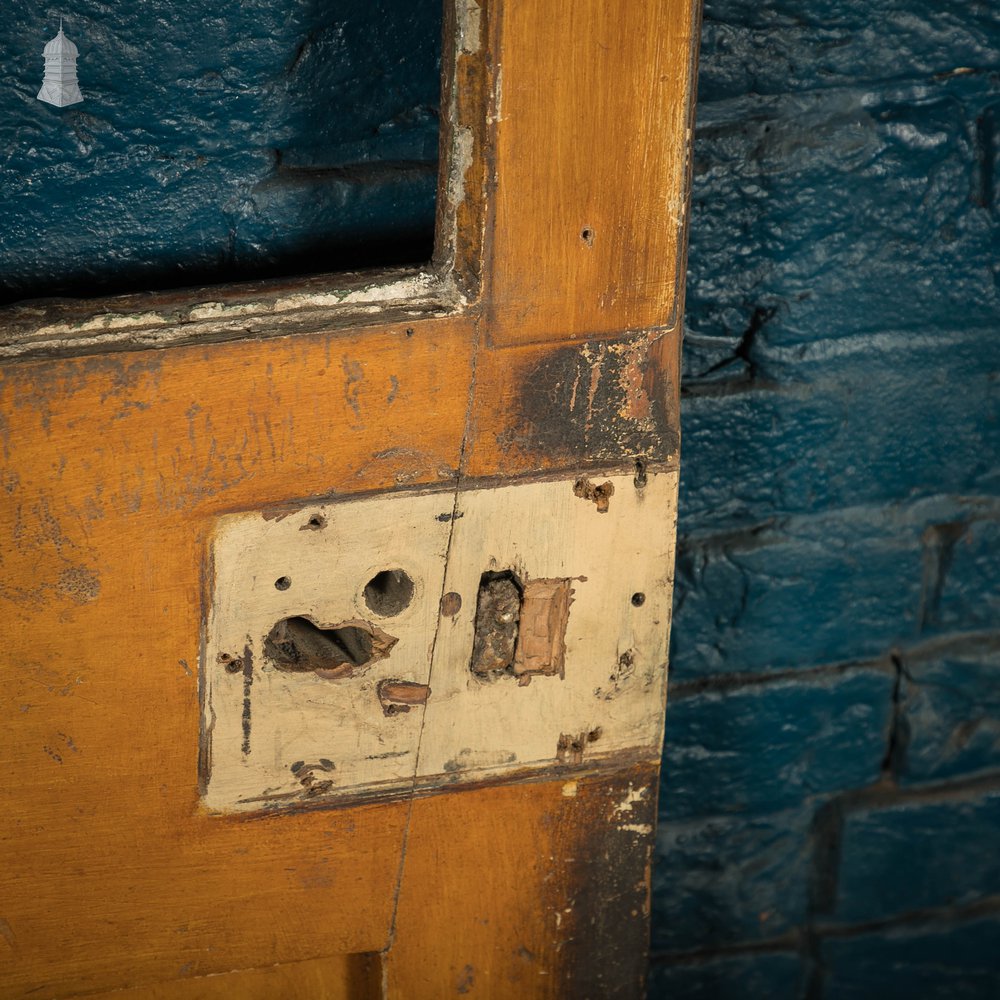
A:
573;477;614;513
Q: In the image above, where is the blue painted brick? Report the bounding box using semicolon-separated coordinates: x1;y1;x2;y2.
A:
647;951;805;1000
670;510;924;679
662;668;893;819
899;638;1000;785
928;519;1000;636
821;915;1000;999
697;1;1000;103
834;789;1000;924
679;332;1000;531
651;806;812;952
687;85;1000;352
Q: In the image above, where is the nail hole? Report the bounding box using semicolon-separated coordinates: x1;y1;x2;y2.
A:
581;227;595;246
218;652;243;674
633;457;648;490
274;576;291;591
405;327;415;337
302;514;326;531
364;569;415;617
631;592;646;607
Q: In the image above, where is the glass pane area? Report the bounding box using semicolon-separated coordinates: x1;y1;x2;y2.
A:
0;2;442;304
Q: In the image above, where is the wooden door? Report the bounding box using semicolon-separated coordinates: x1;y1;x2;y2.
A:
0;2;700;996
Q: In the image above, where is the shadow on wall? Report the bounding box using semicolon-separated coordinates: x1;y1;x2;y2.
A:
0;0;442;304
653;0;1000;996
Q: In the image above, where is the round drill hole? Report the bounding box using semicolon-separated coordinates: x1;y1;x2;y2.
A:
440;591;463;617
631;591;646;607
274;576;291;591
364;569;415;617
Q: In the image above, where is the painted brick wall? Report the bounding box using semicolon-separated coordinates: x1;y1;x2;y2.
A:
0;2;440;303
651;2;1000;996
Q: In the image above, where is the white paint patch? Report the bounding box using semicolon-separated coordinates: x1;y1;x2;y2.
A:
613;784;648;816
618;823;653;836
457;0;483;54
202;470;678;811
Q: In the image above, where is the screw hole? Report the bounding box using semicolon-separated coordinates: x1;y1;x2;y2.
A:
633;457;648;489
275;576;291;591
631;592;646;607
364;569;415;617
440;591;463;617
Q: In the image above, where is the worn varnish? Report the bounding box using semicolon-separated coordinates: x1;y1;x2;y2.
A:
0;0;698;996
485;0;699;346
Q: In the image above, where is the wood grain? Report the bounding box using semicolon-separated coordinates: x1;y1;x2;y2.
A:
0;318;471;997
0;0;697;993
484;0;700;345
384;763;659;997
82;954;381;1000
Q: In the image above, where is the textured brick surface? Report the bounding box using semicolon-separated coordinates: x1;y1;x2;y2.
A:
651;807;812;952
670;511;924;679
899;638;1000;785
648;951;805;1000
821;916;1000;999
833;789;1000;924
661;668;894;819
654;0;1000;992
926;518;1000;635
0;2;441;301
680;335;1000;531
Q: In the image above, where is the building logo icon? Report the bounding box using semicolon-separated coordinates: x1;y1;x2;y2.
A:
37;20;84;108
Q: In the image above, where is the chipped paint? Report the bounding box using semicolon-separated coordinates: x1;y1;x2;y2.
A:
456;0;482;54
0;269;463;360
613;784;648;817
202;470;677;811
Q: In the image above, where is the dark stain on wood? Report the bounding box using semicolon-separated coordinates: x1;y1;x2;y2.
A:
557;764;659;1000
510;337;678;464
241;644;253;756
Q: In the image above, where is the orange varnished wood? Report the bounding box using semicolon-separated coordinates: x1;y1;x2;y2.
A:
385;764;659;997
1;0;698;994
0;317;472;997
484;0;700;345
81;955;381;1000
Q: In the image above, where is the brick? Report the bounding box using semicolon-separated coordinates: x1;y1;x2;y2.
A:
927;519;1000;636
670;510;924;679
696;1;1000;103
899;637;1000;785
679;334;1000;531
647;951;805;1000
662;668;893;819
686;85;1000;354
834;788;1000;924
651;807;811;952
821;915;1000;999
